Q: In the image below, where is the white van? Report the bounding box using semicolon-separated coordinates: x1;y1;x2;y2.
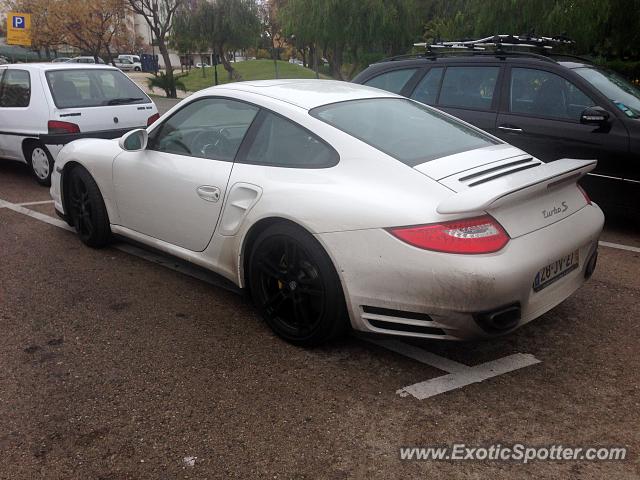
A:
117;54;141;64
0;63;158;185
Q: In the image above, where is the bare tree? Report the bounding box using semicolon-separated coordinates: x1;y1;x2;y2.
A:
128;0;183;97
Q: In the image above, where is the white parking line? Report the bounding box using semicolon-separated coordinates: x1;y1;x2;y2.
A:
0;198;240;292
365;337;470;373
599;241;640;254
0;199;73;231
17;200;55;206
364;337;541;400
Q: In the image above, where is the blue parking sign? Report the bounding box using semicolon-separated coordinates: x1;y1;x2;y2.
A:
12;16;25;29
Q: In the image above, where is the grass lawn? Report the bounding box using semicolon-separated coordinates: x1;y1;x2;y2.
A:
178;59;328;92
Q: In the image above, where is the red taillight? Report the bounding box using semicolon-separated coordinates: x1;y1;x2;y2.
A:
147;113;160;126
388;215;510;254
48;120;80;134
577;185;592;205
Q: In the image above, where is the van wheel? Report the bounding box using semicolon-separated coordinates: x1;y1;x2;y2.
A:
134;66;141;72
26;142;54;186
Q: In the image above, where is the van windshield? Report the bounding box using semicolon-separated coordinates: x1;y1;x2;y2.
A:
574;67;640;119
46;69;150;109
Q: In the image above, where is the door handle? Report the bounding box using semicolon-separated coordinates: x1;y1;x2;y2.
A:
196;185;221;202
498;125;523;133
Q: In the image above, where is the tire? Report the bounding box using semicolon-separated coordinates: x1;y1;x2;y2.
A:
248;223;348;346
66;167;111;248
25;142;54;186
134;66;141;71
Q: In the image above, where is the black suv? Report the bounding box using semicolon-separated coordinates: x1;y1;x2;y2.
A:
353;52;640;215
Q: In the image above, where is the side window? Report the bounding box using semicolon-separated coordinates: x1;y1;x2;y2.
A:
0;69;30;107
510;68;594;121
410;68;444;105
438;66;499;110
149;98;259;161
364;69;418;94
243;112;338;168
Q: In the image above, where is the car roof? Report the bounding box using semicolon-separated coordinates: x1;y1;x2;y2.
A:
202;79;396;110
364;53;600;71
0;63;117;71
557;60;592;69
370;55;559;68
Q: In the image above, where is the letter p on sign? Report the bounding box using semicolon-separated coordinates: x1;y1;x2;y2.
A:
12;16;25;28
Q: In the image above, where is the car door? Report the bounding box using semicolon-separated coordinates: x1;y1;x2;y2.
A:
0;67;33;160
420;64;503;135
112;97;259;251
495;66;630;175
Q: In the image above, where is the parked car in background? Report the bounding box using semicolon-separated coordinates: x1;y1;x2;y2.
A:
195;62;210;68
51;57;71;63
113;57;142;72
118;54;141;64
0;63;158;185
51;80;602;346
0;56;9;65
353;48;640;215
66;56;106;64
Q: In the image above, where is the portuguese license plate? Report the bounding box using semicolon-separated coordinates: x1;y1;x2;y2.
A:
533;250;579;292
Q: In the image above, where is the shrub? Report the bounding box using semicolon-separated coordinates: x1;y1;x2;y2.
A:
147;71;187;97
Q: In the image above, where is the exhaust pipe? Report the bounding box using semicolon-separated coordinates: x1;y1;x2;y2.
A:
474;304;521;333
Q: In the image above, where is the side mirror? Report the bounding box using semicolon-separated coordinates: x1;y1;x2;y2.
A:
119;128;148;151
580;106;610;125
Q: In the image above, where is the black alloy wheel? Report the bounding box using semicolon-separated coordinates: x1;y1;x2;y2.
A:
67;167;111;248
249;223;347;346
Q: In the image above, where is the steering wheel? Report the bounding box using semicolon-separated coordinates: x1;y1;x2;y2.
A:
158;132;191;154
191;128;234;159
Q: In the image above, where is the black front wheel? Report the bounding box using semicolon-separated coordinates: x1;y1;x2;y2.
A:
248;223;348;346
67;167;111;248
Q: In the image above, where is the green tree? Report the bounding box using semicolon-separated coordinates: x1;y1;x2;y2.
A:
279;0;420;80
195;0;261;80
421;0;640;59
129;0;184;98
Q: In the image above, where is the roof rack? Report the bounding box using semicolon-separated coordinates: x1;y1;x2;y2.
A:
380;33;574;63
415;33;574;51
381;49;558;64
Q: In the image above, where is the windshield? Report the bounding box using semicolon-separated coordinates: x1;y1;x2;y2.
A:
310;98;498;166
46;69;150;109
574;67;640;119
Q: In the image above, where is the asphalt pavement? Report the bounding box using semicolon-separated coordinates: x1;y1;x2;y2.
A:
0;134;639;478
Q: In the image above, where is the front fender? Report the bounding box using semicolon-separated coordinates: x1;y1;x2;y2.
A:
55;138;123;224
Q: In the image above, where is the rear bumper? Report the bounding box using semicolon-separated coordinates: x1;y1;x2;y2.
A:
41;127;145;145
317;204;604;341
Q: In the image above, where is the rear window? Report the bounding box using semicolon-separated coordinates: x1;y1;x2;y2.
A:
46;69;150;108
364;69;418;94
310;98;497;166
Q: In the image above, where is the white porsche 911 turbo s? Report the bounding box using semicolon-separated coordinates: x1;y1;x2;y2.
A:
51;80;604;346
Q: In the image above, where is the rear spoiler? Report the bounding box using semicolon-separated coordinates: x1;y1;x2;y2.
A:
436;159;597;215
